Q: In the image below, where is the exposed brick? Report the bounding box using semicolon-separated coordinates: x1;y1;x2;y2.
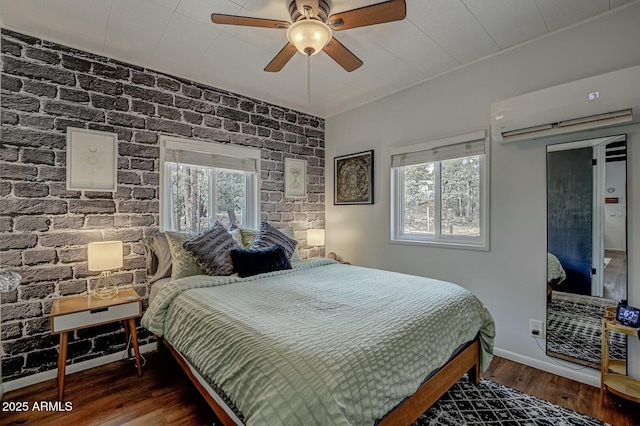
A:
252;114;280;130
0;145;19;161
43;100;105;121
131;187;155;199
39;231;102;247
68;200;115;214
2;92;40;112
107;111;145;128
23;249;57;265
221;95;239;107
24;348;58;370
20;282;55;299
24;316;51;335
54;118;85;131
157;105;181;120
0;163;38;180
1;38;22;56
60;87;90;102
39;165;66;181
203;90;221;103
2;57;75;85
19;114;55;130
0;251;22;267
1;127;66;149
175;96;213;114
91;93;129;111
124;84;173;106
25;47;60;64
57;247;86;263
78;74;123;95
93;62;129;80
146;117;192;136
203;115;222;128
58;279;87;296
61;54;91;72
48;183;81;199
0;217;12;231
13;182;49;198
1;302;42;322
181;84;202;99
118;200;159;213
1;74;22;91
51;216;84;229
131;70;155;86
217;106;249;122
1;322;22;340
14;215;50;231
2;110;19;125
157;76;180;92
224;119;240;132
132;130;157;144
0;234;37;250
85;215;114;228
192;127;229;142
20;148;55;165
23;80;57;98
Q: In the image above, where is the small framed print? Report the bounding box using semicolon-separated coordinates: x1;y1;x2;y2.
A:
284;158;307;197
66;127;118;191
334;150;374;205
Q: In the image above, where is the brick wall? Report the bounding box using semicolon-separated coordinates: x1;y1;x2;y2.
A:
0;29;325;382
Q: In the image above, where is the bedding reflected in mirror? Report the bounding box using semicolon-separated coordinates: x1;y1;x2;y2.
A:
546;135;627;368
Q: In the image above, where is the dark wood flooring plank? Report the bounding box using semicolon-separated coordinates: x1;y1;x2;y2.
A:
3;352;638;425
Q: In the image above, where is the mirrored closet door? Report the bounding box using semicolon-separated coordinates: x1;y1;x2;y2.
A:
546;134;627;368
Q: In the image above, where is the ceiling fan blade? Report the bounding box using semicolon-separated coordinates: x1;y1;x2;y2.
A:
328;0;406;31
323;37;363;72
211;14;290;29
264;43;298;72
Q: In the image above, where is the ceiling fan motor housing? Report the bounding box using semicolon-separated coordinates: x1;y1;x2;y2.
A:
290;0;331;23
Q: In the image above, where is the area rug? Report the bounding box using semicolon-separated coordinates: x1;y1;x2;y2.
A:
547;291;626;365
415;375;607;426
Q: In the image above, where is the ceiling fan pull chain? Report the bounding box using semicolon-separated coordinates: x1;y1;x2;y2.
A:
307;54;311;104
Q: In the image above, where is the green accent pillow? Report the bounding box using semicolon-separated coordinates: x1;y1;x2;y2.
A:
239;227;300;262
165;231;204;280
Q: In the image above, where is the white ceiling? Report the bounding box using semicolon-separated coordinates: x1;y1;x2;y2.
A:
0;0;635;118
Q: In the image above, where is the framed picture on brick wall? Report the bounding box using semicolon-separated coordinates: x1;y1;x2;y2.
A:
66;127;118;192
284;158;307;197
334;150;374;205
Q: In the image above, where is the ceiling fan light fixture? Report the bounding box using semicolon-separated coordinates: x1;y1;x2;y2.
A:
286;19;332;56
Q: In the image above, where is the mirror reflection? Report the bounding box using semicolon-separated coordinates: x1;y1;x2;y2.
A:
546;135;627;368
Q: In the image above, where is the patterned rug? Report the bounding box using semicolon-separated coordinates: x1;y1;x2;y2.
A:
416;375;607;426
547;291;626;365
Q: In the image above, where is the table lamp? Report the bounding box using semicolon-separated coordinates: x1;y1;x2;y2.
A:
87;241;122;299
307;229;325;247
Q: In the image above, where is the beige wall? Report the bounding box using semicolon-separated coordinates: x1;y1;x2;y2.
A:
326;3;640;383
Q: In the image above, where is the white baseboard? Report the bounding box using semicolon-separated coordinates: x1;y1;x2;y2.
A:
494;346;601;387
3;342;156;393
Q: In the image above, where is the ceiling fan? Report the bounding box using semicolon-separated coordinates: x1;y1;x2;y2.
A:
211;0;407;73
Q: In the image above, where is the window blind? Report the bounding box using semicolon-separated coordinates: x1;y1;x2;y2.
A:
164;148;257;173
391;139;485;168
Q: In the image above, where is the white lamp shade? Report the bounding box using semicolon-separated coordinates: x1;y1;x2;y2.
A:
307;229;325;246
87;241;123;271
286;19;332;56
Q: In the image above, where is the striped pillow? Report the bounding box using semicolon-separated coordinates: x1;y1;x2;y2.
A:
183;222;241;276
249;222;298;260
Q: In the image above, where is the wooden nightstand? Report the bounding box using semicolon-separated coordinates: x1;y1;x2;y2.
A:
601;317;640;404
50;288;143;400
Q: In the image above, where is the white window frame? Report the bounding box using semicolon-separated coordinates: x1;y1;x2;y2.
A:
390;130;490;250
159;135;261;232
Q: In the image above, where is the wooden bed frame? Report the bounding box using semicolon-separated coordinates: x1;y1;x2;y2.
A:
158;336;481;426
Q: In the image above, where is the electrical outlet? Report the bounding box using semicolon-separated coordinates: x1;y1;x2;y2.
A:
529;319;544;338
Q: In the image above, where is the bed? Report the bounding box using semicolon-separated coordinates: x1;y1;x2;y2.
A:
142;258;494;426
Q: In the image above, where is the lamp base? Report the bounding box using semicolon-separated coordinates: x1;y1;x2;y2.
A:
93;271;118;299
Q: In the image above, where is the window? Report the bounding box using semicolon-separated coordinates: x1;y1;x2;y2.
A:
391;130;489;249
160;136;260;233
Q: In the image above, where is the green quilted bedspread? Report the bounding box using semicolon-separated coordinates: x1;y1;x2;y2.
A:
142;259;495;426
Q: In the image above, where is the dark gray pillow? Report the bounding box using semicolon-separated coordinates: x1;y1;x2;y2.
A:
230;246;292;278
249;222;298;260
183;222;240;276
143;232;172;284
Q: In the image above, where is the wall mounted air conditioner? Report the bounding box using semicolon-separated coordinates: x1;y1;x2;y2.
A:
491;65;640;143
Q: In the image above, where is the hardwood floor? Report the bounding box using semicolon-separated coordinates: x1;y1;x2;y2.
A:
2;351;639;425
